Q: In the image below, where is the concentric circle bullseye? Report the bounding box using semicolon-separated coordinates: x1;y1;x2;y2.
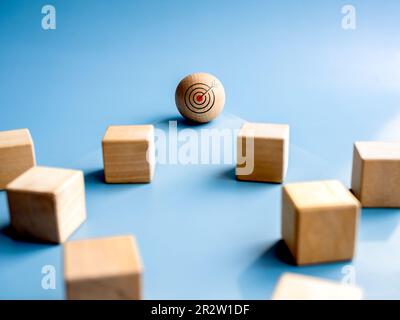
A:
175;73;225;123
184;83;215;114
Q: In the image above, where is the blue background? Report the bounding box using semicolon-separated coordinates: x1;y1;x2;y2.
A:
1;0;400;299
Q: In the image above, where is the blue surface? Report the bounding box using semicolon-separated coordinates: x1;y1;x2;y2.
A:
1;0;400;299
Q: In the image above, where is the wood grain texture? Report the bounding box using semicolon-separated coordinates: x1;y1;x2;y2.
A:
102;125;155;183
6;166;87;243
351;141;400;207
236;122;289;183
175;73;225;123
0;129;36;189
64;235;143;300
272;273;363;300
282;180;360;265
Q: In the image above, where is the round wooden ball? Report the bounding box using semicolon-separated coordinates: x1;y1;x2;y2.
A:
175;73;225;123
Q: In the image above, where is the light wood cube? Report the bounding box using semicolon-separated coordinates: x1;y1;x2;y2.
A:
351;141;400;207
0;129;36;190
282;180;360;265
102;125;155;183
272;273;363;300
64;235;143;300
6;166;86;243
236;122;289;183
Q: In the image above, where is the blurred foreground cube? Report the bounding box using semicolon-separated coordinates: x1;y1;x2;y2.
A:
272;273;363;300
282;180;360;265
351;141;400;207
64;235;143;300
0;129;36;189
236;122;289;183
6;166;86;243
102;125;155;183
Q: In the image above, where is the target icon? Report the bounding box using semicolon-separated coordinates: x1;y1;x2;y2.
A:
184;82;216;114
175;73;225;123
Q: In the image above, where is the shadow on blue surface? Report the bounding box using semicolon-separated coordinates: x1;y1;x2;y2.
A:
153;113;241;131
0;225;61;299
214;167;283;197
84;168;105;185
238;240;294;299
359;208;400;241
218;167;287;185
0;225;25;242
238;239;354;299
0;225;53;256
218;167;236;181
84;168;149;193
155;115;210;129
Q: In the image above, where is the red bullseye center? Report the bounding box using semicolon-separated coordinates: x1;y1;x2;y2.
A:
195;94;204;102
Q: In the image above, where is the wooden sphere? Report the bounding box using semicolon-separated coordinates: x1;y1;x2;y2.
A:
175;73;225;123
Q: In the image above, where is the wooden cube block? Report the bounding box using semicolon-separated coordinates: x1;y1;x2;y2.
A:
0;129;36;190
236;122;289;183
351;141;400;207
282;180;360;265
6;166;86;243
64;235;143;300
272;273;363;300
102;125;155;183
